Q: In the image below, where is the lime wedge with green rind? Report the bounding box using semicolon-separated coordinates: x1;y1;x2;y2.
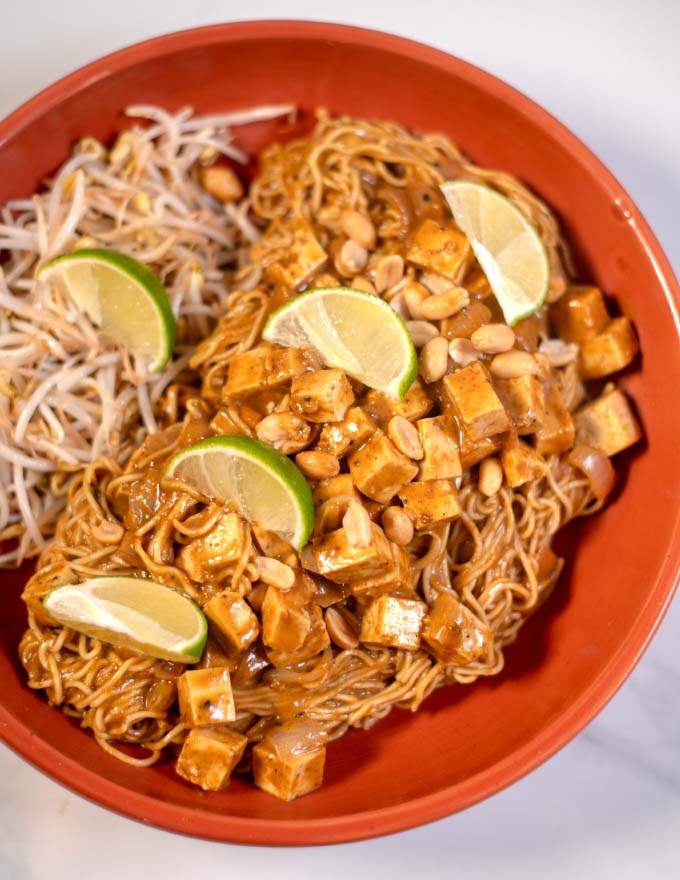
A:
43;576;207;664
262;285;418;399
38;248;175;372
440;180;550;326
166;435;314;550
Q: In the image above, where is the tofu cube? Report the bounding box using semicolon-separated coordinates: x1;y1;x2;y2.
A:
550;285;610;343
312;473;358;505
311;522;395;584
350;543;414;601
494;375;545;434
574;388;641;456
501;439;548;488
363;378;434;425
578;317;638;380
534;384;575;455
258;219;327;291
398;478;462;529
443;362;510;441
265;604;331;668
406;218;471;280
253;723;327;801
422;592;491;665
177;513;247;583
317;406;376;457
347;431;419;503
417;414;462;480
440;301;492;340
459;432;503;471
177;668;236;728
203;591;260;658
359;594;427;650
265;347;321;388
290;369;355;423
176;727;248;791
223;349;268;400
261;586;311;653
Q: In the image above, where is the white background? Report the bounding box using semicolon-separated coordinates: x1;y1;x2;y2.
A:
1;1;679;878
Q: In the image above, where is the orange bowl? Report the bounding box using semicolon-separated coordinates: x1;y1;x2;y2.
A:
1;21;679;846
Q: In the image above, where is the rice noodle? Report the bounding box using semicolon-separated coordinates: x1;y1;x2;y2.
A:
0;103;293;565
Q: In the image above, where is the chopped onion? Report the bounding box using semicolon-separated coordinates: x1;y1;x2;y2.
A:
567;444;616;500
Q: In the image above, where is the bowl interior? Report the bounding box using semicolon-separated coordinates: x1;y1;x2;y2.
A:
1;22;680;845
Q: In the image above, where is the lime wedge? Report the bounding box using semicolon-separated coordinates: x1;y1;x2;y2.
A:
38;248;175;372
166;436;314;549
262;286;418;399
440;181;550;326
43;576;207;664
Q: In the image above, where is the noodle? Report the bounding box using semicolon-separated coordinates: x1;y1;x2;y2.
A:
17;109;639;798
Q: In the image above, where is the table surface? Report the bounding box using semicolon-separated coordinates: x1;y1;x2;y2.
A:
1;1;679;877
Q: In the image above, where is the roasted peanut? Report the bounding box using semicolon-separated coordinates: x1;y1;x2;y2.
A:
406;320;439;347
420;271;456;296
403;281;430;319
538;337;579;367
90;520;125;545
340;209;376;249
381;506;415;546
479;456;503;496
489;350;538;379
420;287;469;321
374;254;404;293
254;556;296;589
387;415;424;460
448;337;479;367
419;336;450;383
295;450;341;480
342;500;373;548
471;323;516;354
335;239;368;276
200;165;244;202
256;413;313;454
351;275;377;295
324;606;360;649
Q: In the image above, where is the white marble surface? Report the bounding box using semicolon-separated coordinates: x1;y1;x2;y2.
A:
1;1;679;876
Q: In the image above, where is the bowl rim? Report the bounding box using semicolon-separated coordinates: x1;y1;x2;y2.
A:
1;18;680;847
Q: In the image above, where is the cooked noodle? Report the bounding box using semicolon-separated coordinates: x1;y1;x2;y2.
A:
18;110;637;797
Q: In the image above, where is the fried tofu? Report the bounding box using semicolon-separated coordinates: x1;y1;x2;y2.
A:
253;723;328;801
534;383;575;455
203;591;260;659
258;219;327;291
443;362;510;441
311;522;395;583
347;431;419;503
223;349;269;400
501;439;548;488
316;406;376;457
459;432;503;471
578;317;638;380
177;513;247;583
550;285;610;343
265;347;321;388
261;585;312;654
417;414;462;480
176;727;248;791
350;543;414;601
177;668;236;727
312;473;359;505
398;478;462;529
422;592;491;665
574;388;641;456
359;594;427;650
406;218;471;281
265;603;330;668
290;369;355;423
363;378;434;425
494;375;545;435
